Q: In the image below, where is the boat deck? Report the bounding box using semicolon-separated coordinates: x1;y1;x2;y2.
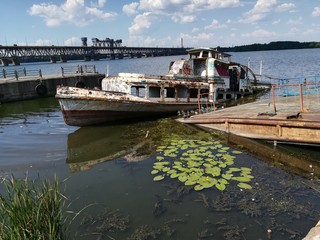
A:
177;94;320;145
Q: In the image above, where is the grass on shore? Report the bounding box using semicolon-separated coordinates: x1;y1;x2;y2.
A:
0;176;67;240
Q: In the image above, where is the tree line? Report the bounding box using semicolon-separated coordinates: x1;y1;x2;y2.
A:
217;41;320;52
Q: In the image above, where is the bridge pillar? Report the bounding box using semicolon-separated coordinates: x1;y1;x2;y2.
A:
92;55;100;61
110;54;115;60
130;53;134;58
50;56;57;63
136;53;142;58
12;58;20;66
84;55;91;61
0;58;9;66
117;54;123;59
60;56;67;63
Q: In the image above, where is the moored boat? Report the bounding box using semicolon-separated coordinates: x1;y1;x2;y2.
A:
56;47;257;126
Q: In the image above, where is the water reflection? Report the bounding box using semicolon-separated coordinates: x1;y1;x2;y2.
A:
66;116;320;181
66;123;153;172
223;133;320;179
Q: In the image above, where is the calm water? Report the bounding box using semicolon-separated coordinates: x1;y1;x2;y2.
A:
0;49;320;239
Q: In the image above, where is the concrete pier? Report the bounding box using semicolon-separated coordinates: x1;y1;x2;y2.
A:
0;73;105;103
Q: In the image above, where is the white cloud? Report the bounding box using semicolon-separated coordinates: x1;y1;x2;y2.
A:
272;19;281;24
287;16;302;25
205;19;227;30
128;12;154;35
179;32;215;46
27;39;53;46
276;3;295;12
242;29;277;39
126;35;173;47
28;0;116;27
171;14;196;23
64;37;81;45
240;0;277;24
90;0;106;8
139;0;241;15
192;27;199;33
123;2;139;16
312;7;320;17
184;0;241;13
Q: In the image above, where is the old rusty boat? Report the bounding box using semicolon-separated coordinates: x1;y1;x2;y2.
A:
56;47;257;126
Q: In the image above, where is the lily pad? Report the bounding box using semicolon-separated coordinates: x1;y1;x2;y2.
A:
170;172;179;178
232;150;242;154
153;175;165;181
194;185;204;191
215;182;226;191
232;176;252;182
154;161;170;165
153;165;164;170
222;173;232;180
167;169;177;175
151;170;159;175
156;156;164;161
185;179;198;186
237;182;252;189
178;173;188;182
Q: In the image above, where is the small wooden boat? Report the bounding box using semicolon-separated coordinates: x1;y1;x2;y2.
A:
56;47;257;126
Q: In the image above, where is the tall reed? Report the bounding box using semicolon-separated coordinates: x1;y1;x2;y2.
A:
0;175;67;240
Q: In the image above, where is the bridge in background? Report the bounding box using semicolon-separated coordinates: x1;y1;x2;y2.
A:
0;45;188;66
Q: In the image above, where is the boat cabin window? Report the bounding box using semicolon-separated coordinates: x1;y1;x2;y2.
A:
200;89;209;98
165;87;175;98
190;88;198;98
178;86;188;98
149;86;161;98
131;86;146;97
193;59;206;76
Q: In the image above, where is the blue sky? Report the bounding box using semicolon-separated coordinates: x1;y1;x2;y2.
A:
1;0;320;48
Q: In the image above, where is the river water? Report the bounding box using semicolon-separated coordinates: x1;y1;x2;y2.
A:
0;49;320;239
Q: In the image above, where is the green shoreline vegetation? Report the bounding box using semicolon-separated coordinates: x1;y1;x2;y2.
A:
0;176;67;240
217;41;320;52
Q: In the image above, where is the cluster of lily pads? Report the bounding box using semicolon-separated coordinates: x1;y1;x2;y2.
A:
152;139;254;191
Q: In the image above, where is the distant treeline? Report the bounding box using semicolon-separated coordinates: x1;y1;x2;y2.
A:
217;41;320;52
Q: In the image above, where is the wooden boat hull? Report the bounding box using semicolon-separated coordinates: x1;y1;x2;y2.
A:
56;86;200;126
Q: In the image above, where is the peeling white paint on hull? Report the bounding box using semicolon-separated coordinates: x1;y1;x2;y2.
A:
58;96;200;126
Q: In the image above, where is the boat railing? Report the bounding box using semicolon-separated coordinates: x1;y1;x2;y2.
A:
197;92;216;114
271;78;320;113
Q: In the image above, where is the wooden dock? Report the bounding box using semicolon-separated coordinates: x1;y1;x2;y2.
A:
178;84;320;145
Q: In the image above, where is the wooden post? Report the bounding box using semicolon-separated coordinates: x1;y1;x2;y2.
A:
197;86;201;113
299;84;304;112
271;85;277;112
